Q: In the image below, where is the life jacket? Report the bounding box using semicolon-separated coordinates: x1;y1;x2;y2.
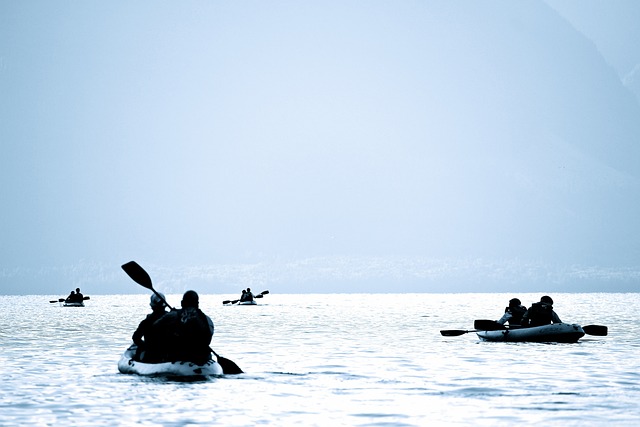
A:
153;308;214;364
526;302;553;327
505;305;527;325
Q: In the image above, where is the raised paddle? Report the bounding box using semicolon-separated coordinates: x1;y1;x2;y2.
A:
121;261;173;309
121;261;243;374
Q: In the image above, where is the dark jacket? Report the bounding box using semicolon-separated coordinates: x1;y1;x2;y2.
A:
522;302;562;327
497;304;527;326
132;309;167;347
132;309;167;362
153;307;214;364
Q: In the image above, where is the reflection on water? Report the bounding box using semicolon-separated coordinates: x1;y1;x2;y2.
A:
0;293;638;426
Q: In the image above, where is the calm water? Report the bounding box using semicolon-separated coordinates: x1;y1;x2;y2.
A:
0;292;638;426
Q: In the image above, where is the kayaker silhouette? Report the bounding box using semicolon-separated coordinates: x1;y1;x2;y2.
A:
65;288;84;303
153;290;214;365
65;290;76;303
495;298;527;326
132;292;168;362
242;288;255;302
521;295;562;327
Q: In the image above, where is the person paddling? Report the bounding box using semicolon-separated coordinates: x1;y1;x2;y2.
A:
132;293;168;362
153;290;214;364
521;295;562;327
496;298;527;327
65;290;76;303
243;288;255;302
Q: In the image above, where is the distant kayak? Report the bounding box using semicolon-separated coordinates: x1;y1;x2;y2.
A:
117;344;223;377
63;301;85;307
476;323;585;343
223;290;269;305
50;296;90;306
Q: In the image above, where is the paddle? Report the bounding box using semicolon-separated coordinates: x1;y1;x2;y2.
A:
121;260;243;374
210;348;244;374
50;296;91;303
441;319;506;337
583;325;608;336
440;329;478;337
121;261;173;309
474;319;507;331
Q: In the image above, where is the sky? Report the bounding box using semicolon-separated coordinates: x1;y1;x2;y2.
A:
1;1;640;295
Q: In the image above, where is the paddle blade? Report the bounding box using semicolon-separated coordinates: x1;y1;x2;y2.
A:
212;351;243;374
583;325;608;336
49;300;59;303
440;330;471;336
83;296;90;300
260;290;269;295
474;319;506;331
122;261;153;290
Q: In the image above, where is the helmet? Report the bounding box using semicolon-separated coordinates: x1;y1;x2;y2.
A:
540;295;553;305
509;298;521;307
150;292;166;309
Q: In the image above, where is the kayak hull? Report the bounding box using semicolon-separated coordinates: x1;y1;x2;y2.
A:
238;300;257;305
476;323;585;343
63;302;85;307
117;345;223;377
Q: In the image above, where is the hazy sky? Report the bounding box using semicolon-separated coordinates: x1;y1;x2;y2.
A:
2;1;639;295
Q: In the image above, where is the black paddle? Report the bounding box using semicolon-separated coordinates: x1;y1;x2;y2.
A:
50;296;91;303
583;325;608;336
121;261;173;309
474;319;507;331
440;329;478;337
121;260;243;374
441;319;507;336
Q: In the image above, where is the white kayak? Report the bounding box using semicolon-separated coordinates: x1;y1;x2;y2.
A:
238;300;257;305
117;345;223;377
476;323;585;343
63;302;85;307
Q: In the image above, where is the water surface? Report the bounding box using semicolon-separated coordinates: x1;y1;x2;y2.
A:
0;293;638;426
